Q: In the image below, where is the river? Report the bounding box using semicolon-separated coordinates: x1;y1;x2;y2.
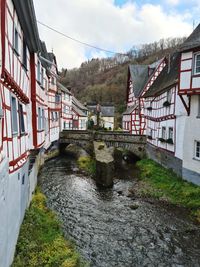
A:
39;156;200;267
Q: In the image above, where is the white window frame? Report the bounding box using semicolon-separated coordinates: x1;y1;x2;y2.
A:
11;96;18;134
167;90;172;103
161;126;166;139
194;140;200;160
13;26;19;55
168;127;173;140
194;53;200;75
37;61;41;83
19;103;25;134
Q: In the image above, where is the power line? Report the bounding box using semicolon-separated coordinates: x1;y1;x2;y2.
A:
37;20;126;56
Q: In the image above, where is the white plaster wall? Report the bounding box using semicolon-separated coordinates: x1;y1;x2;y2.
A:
4;160;29;267
182;95;200;178
0;158;9;267
102;117;114;130
175;93;188;160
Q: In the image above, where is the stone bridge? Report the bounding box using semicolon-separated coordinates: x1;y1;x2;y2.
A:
59;130;146;158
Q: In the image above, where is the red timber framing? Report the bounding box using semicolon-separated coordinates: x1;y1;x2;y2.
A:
125;58;167;135
179;48;200;95
0;0;31;173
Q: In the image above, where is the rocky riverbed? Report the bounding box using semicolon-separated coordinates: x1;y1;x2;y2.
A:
39;156;200;267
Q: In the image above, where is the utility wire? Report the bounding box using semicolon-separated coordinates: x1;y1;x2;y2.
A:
37;20;126;56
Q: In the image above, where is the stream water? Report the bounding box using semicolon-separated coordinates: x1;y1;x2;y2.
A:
39;156;200;267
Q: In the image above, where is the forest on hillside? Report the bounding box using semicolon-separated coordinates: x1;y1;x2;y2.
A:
59;37;186;127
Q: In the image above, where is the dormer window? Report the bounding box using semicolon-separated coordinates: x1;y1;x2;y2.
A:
194;53;200;75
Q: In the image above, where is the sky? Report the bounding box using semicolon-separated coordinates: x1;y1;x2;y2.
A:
33;0;200;70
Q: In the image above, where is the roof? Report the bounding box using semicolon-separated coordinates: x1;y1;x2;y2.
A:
129;65;149;98
123;104;138;115
87;105;115;117
57;82;72;95
143;53;179;98
180;23;200;51
72;104;87;117
72;97;88;111
13;0;40;52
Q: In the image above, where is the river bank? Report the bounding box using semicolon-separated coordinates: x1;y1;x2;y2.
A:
12;188;86;267
132;159;200;223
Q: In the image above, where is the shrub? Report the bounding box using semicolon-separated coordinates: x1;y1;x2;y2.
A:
78;156;96;176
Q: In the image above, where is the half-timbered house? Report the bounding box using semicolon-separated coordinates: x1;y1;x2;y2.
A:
72;96;88;130
143;52;187;176
122;58;166;135
47;53;61;142
0;0;40;265
58;82;73;131
178;24;200;185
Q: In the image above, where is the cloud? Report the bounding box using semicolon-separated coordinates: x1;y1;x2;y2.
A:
166;0;180;5
33;0;193;69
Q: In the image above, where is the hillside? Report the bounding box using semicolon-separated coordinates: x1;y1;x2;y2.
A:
60;37;186;127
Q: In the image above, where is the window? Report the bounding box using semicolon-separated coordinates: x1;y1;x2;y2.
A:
37;61;41;83
51;112;54;121
38;108;45;130
161;127;166;139
14;27;19;55
194;53;200;75
195;141;200;159
64;93;70;101
41;68;44;88
22;174;25;185
167;90;172;103
168;127;173;140
22;38;27;69
19;104;25;133
51;77;55;85
38;107;41;130
55;94;60;103
11;97;18;134
42;109;45;129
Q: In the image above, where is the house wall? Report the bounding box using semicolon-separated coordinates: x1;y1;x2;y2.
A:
145;86;177;153
182;95;200;185
179;51;200;94
61;91;73;131
102;116;114;130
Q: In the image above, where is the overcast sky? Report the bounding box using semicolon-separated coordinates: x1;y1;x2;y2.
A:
33;0;199;70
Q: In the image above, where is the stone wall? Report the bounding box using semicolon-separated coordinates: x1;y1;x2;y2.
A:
146;143;182;177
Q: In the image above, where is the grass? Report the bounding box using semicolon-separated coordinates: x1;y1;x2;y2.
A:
77;156;96;176
136;159;200;223
12;188;86;267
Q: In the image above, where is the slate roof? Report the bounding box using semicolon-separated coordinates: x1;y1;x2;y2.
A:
40;41;49;68
57;82;72;95
87;105;115;117
72;104;87;117
72;97;88;112
122;104;138;115
129;65;149;98
13;0;40;52
180;23;200;51
143;53;179;98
